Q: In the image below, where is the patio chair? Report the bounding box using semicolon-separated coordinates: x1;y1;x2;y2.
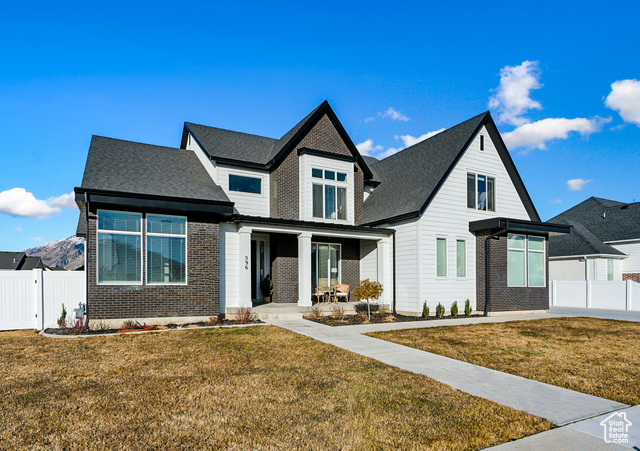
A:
333;284;350;303
312;286;326;304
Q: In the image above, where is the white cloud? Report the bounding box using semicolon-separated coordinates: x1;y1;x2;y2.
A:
381;107;409;122
364;116;375;123
14;226;23;233
502;117;610;150
356;139;383;156
47;192;76;209
549;199;563;204
397;129;446;148
30;236;43;242
0;188;61;218
489;60;543;126
605;79;640;126
567;178;592;191
377;147;403;159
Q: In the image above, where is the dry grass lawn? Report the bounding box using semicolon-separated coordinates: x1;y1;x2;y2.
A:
0;326;551;450
369;317;640;405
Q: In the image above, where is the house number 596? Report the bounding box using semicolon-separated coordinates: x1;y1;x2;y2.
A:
245;256;249;270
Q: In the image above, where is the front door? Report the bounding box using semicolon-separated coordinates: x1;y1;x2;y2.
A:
251;238;269;301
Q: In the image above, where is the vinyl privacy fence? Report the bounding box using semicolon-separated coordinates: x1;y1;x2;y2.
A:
0;269;85;330
551;280;640;311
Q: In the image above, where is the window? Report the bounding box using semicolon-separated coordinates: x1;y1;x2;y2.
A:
147;215;187;284
311;243;341;287
480;134;485;151
467;173;495;212
312;168;348;220
456;240;466;277
607;259;614;281
97;211;142;284
229;174;261;194
508;234;545;287
436;238;447;277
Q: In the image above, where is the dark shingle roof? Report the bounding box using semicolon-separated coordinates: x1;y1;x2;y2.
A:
548;197;640;243
20;256;45;270
0;252;25;270
358;111;539;225
80;136;230;203
549;220;626;257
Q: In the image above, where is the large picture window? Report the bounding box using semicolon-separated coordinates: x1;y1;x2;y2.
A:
147;215;187;284
467;173;495;211
97;211;142;284
229;174;261;194
312;168;347;220
508;234;545;287
311;243;341;287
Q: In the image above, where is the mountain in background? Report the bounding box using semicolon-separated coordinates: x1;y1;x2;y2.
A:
24;236;84;270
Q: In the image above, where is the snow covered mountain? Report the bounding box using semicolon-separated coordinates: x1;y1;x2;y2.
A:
24;236;84;270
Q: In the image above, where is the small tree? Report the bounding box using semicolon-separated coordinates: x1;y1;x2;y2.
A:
352;279;384;320
465;299;472;317
422;301;430;318
436;303;445;318
57;304;67;328
451;301;459;317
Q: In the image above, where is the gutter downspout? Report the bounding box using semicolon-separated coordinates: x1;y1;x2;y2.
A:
484;224;509;317
85;198;90;321
392;230;397;316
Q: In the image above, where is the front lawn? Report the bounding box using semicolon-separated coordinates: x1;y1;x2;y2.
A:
0;327;550;449
369;317;640;405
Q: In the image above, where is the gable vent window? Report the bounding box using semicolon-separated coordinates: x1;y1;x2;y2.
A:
480;134;485;151
229;174;261;194
467;173;495;211
312;168;347;220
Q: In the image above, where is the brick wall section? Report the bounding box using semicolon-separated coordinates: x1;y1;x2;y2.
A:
269;233;298;303
87;211;220;320
312;236;360;301
270;113;365;222
475;231;549;312
623;273;640;283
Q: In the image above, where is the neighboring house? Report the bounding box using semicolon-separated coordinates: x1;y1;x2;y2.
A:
0;252;47;271
74;101;569;324
548;197;640;282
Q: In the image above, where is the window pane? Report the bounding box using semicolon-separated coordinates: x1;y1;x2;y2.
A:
528;251;545;287
325;185;336;219
98;211;141;232
98;232;141;283
467;174;476;209
311;243;317;287
528;236;544;251
312;184;323;218
456;240;466;277
329;244;340;286
436;238;447;277
337;187;347;220
147;215;186;235
312;168;323;178
477;175;487;210
318;244;329;287
337;172;347;182
487;177;495;211
147;236;186;284
607;260;614;281
229;174;261;194
508;250;526;286
324;170;335;180
508;234;525;249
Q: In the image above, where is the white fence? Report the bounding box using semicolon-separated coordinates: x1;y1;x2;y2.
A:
551;280;640;311
0;269;86;331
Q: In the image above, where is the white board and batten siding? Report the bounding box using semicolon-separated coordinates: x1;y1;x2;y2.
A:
612;241;640;274
549;259;587;281
217;164;270;217
390;219;420;313
359;240;378;281
587;258;622;281
219;223;240;313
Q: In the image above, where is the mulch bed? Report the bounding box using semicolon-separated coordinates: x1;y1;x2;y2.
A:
43;319;263;336
306;313;483;326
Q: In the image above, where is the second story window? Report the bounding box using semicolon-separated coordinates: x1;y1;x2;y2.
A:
467;173;495;211
229;174;261;194
312;168;347;220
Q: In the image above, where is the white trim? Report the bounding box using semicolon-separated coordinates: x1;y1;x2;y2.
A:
145;214;188;286
527;235;546;288
96;209;143;286
466;171;497;213
227;172;264;196
435;236;447;278
456;238;467;279
507;233;527;287
234;221;390;241
311;169;349;222
549;254;628;260
603;238;640;245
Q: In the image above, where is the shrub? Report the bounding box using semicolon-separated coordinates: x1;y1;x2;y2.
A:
422;301;430;318
236;307;254;323
354;303;379;315
206;316;221;326
63;317;90;335
378;303;390;315
309;304;324;319
92;320;112;333
57;304;67;328
352;279;384;320
330;304;345;320
121;319;144;330
436;303;445;318
451;301;459;317
465;299;472;317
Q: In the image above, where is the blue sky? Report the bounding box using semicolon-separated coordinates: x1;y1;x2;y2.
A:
1;1;639;250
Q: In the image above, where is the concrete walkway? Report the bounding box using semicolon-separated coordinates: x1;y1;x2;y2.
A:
271;317;627;426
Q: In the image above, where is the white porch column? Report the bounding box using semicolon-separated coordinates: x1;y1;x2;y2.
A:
377;237;391;305
238;227;253;308
298;232;312;307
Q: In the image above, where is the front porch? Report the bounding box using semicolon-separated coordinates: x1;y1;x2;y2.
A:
224;218;393;315
252;302;358;320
